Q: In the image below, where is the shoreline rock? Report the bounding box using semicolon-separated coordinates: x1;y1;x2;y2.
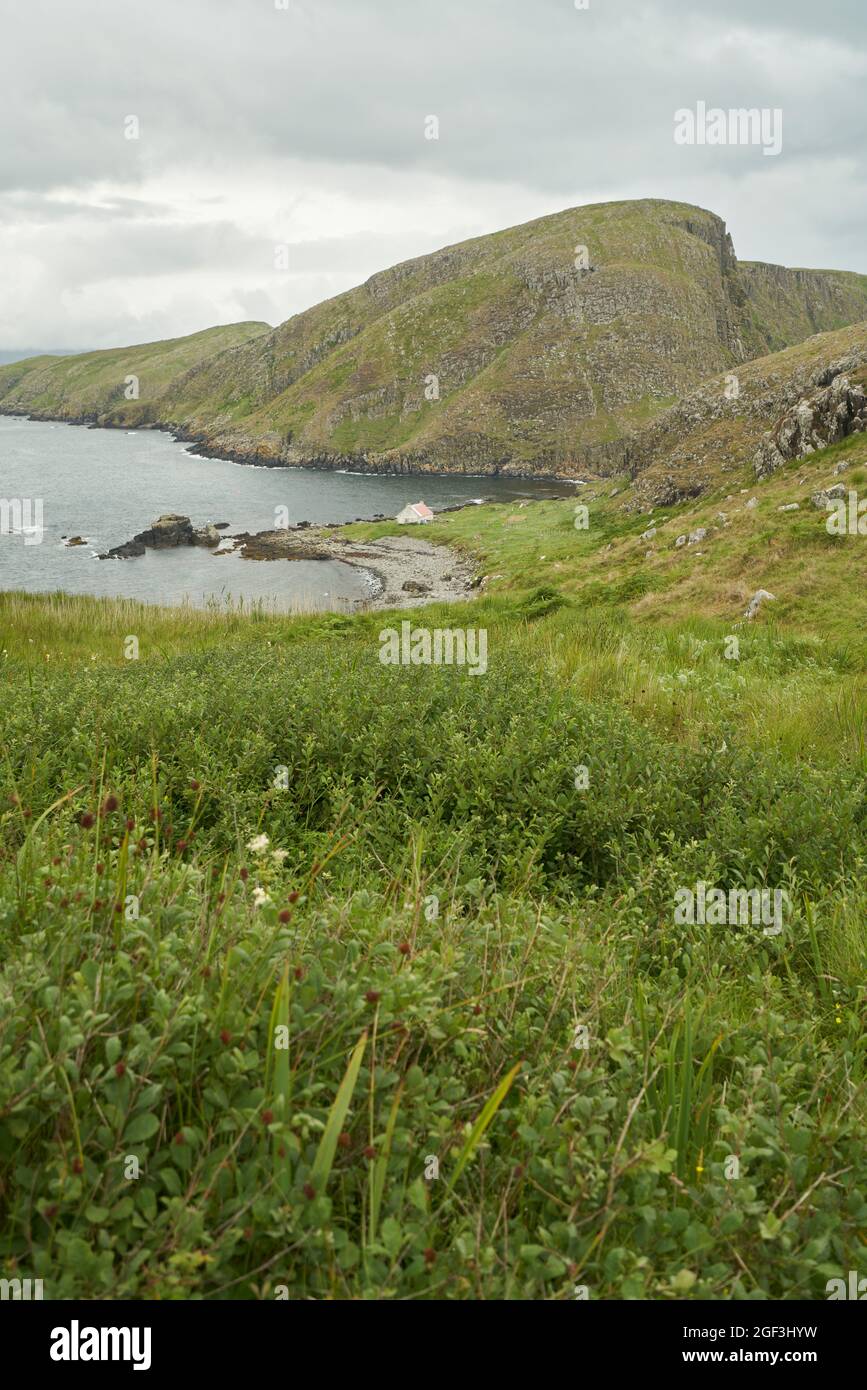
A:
99;513;222;560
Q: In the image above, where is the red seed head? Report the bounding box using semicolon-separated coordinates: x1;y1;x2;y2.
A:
293;966;304;982
363;1145;376;1160
115;1061;126;1077
125;817;135;831
202;965;212;979
219;1028;231;1046
337;1132;351;1149
96;862;104;874
398;941;411;956
92;899;103;912
60;897;69;909
102;794;119;814
278;908;292;923
137;838;148;853
52;856;61;866
262;1109;274;1126
423;1248;436;1266
22;808;32;819
79;811;95;829
72;1156;84;1174
303;1182;316;1200
43;1204;58;1222
114;902;122;914
176;840;188;854
472;1005;482;1016
189;779;201;790
173;1131;185;1146
365;990;381;1005
287;890;300;904
239;867;249;882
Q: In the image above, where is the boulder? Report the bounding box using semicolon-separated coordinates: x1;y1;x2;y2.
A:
744;589;776;620
811;484;847;510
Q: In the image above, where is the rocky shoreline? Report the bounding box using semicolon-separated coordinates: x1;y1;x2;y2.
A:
0;407;580;484
96;512;478;610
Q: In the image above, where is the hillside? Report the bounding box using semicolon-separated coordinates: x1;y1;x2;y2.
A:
2;199;867;477
0;321;270;425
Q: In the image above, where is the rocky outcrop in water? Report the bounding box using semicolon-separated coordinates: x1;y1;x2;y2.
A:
99;514;222;559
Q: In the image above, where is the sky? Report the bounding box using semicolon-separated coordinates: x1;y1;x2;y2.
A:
2;0;865;351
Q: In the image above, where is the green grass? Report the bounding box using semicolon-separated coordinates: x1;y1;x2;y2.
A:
1;571;865;1299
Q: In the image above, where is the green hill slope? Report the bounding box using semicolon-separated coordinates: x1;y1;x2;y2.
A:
2;199;867;477
0;321;270;425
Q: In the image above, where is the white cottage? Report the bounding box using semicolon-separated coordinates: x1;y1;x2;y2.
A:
395;501;434;524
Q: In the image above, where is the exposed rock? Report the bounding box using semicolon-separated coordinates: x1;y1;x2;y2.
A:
401;579;432;594
640;525;657;540
675;534;687;548
687;527;707;545
811;484;847;510
65;536;87;546
99;513;223;560
777;503;800;511
754;373;867;478
744;589;776;620
744;497;758;510
192;524;221;548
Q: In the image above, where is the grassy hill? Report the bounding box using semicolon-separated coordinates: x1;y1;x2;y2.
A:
0;321;270;426
2;199;867;477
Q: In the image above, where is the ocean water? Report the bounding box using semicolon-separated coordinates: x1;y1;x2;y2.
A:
0;416;564;611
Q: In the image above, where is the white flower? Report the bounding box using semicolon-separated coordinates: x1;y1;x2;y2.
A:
271;848;289;863
246;833;270;854
252;885;271;908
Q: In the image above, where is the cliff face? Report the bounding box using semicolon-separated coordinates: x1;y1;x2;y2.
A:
2;199;867;478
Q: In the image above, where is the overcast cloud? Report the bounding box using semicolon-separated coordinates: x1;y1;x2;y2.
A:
2;0;865;350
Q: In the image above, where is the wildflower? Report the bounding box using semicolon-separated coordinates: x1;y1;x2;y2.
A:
246;833;270;854
252;885;271;908
271;848;289;863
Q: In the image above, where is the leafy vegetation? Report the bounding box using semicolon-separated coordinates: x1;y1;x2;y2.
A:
1;558;864;1298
